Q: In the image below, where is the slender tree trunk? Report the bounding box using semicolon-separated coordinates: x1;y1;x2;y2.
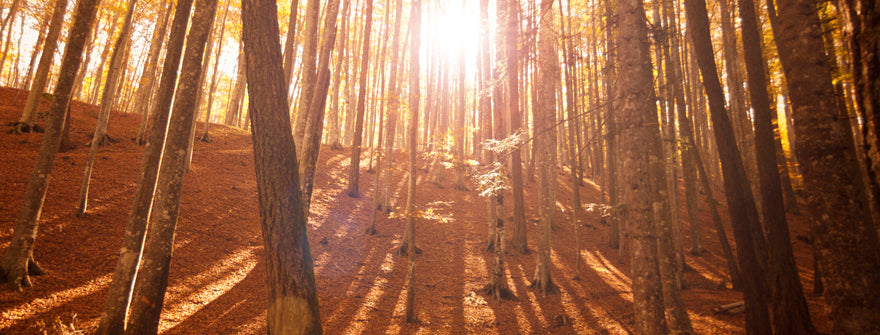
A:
347;0;374;197
14;0;68;133
293;0;322;142
402;0;422;324
125;2;218;332
685;0;772;331
530;0;558;295
299;0;341;210
134;3;172;145
95;0;195;331
614;0;667;331
76;0;137;217
200;0;231;142
380;0;405;212
0;0;100;291
738;0;816;331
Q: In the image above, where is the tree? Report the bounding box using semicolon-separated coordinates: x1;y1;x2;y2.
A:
76;0;138;217
200;0;232;142
614;0;668;331
772;0;880;331
403;0;422;323
684;0;772;331
124;1;218;332
241;0;323;331
96;0;197;331
299;0;341;209
12;0;68;134
134;2;173;145
292;0;321;141
737;0;816;331
530;0;558;295
347;0;374;197
505;0;528;255
0;0;101;291
380;0;406;213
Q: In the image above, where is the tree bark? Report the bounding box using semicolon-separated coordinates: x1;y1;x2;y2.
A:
772;0;880;332
0;0;101;291
95;0;195;332
14;0;68;133
530;0;558;295
134;2;172;145
76;0;137;217
299;0;341;210
738;0;816;331
684;0;773;332
241;0;323;331
403;0;422;324
124;0;218;332
347;0;374;197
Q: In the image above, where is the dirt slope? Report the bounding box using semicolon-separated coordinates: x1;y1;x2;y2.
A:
0;87;828;334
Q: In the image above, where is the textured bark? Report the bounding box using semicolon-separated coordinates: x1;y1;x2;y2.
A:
76;0;137;217
615;0;666;332
125;0;217;332
14;0;68;132
684;0;772;332
134;3;172;145
840;0;880;226
95;0;195;332
347;0;374;197
0;0;99;291
242;0;323;331
772;0;880;332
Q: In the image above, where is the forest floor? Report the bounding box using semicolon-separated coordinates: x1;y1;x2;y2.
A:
0;86;829;334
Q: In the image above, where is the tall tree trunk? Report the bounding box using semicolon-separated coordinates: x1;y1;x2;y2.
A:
299;0;341;210
530;0;558;295
326;0;350;150
347;0;374;197
738;0;816;331
95;0;195;331
14;0;68;133
125;1;218;332
380;0;405;212
282;0;299;87
684;0;773;332
76;0;138;217
505;0;528;255
200;0;231;142
403;0;422;324
0;0;101;291
772;0;880;332
241;0;323;331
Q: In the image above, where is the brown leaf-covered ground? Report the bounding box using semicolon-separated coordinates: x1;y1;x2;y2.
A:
0;87;829;334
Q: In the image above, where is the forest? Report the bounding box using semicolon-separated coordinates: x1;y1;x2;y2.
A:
0;0;878;333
